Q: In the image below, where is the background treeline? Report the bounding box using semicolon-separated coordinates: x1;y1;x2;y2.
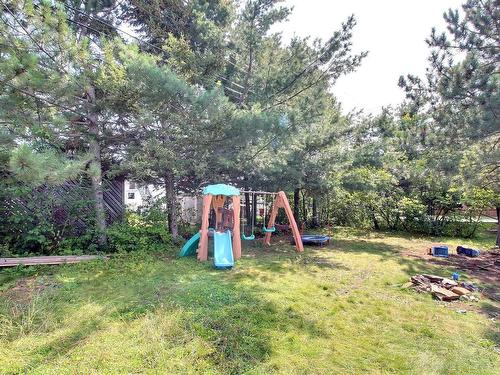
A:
0;0;498;256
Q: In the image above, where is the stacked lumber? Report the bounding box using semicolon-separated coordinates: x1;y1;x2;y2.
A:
409;274;474;301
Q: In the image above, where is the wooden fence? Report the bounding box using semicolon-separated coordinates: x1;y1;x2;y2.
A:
2;177;125;235
103;178;125;223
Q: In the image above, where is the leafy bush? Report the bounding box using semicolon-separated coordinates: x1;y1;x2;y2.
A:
397;197;431;233
441;219;485;238
57;233;98;255
325;186;493;239
107;212;172;253
178;221;200;239
329;191;373;229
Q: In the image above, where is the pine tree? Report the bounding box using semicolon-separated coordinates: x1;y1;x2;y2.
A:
399;0;500;245
1;1;124;247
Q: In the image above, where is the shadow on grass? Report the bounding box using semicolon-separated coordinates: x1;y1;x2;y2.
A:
5;236;498;373
26;318;103;370
239;244;351;278
332;238;402;257
165;280;329;373
243;235;434;279
480;302;500;347
294;255;350;270
6;255;328;374
479;301;500;352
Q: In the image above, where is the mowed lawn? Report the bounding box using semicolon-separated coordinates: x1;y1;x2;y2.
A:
1;229;499;374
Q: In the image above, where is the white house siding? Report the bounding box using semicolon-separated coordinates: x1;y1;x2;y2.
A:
124;180;201;224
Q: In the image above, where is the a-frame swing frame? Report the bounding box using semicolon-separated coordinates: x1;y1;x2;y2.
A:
263;191;303;252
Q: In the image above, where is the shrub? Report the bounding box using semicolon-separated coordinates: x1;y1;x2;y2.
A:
107;212;172;253
441;219;484;238
0;182;97;256
329;191;373;229
178;221;200;239
397;197;431;233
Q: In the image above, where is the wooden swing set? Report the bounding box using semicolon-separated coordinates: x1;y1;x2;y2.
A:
197;186;303;262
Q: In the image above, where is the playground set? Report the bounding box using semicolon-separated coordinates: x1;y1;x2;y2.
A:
179;184;307;269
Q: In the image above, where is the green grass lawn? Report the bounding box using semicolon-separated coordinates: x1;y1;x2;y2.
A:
1;229;499;374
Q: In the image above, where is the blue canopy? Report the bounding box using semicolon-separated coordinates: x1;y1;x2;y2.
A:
202;184;240;196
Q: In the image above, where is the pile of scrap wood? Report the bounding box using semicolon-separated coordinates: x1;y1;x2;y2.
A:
409;274;476;301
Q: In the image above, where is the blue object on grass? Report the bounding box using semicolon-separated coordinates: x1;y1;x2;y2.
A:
452;272;460;281
457;246;480;257
179;232;200;257
431;246;448;257
202;184;240;196
213;230;234;269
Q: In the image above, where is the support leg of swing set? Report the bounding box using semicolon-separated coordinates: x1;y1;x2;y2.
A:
232;195;242;259
198;194;212;261
264;191;303;252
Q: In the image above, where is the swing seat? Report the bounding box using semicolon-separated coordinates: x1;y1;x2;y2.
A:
263;226;276;233
242;234;255;240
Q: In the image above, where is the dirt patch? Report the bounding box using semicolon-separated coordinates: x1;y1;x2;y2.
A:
1;276;58;306
295;255;349;270
403;247;500;301
434;298;499;319
336;269;372;296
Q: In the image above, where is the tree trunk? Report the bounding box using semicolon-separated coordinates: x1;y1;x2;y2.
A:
239;46;253;106
312;197;319;228
86;86;107;247
239;13;255;106
370;206;380;230
301;190;307;225
164;171;178;238
326;192;330;225
293;188;300;223
496;206;500;247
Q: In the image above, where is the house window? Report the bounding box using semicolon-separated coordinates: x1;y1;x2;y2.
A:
128;192;135;200
129;181;137;189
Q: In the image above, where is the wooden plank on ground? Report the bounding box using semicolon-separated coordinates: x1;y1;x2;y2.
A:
451;286;471;296
0;255;107;267
431;284;460;301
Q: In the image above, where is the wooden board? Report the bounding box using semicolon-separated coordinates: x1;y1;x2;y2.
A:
431;284;460;301
0;255;107;267
451;286;471;296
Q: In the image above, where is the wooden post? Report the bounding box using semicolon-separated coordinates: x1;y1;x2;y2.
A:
232;195;241;259
164;170;178;238
197;194;212;261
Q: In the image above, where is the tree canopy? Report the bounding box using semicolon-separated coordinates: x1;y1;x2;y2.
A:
1;0;498;254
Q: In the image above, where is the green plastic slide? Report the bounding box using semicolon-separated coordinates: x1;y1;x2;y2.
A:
213;230;234;269
179;232;200;257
